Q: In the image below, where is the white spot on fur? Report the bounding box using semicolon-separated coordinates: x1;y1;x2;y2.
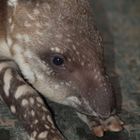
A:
95;88;99;91
76;51;80;55
55;34;63;39
35;30;43;36
21;99;28;106
45;124;50;129
7;37;13;46
60;82;64;86
15;85;33;99
94;74;98;80
29;97;34;105
47;115;53;124
104;88;107;92
66;38;72;42
24;21;32;27
30;124;33;128
10;105;16;113
50;47;62;53
36;22;41;28
54;84;60;89
16;34;30;42
34;120;38;124
42;115;46;121
50;47;55;51
10;24;15;32
36;97;44;104
55;47;61;53
81;62;85;66
27;14;35;20
33;9;40;15
15;34;23;40
65;82;71;87
24;114;27;118
93;69;97;73
38;131;48;139
30;137;35;140
31;110;35;116
12;45;36;83
72;45;76;50
82;55;86;59
8;0;17;7
36;2;40;7
68;58;72;62
8;18;12;24
32;131;37;138
42;106;48;112
3;69;12;97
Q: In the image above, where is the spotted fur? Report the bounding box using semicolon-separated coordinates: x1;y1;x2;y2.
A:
0;0;123;139
0;61;64;140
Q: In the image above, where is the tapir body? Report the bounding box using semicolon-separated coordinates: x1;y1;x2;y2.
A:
0;0;123;139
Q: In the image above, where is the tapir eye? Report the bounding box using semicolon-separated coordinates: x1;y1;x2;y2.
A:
51;54;64;66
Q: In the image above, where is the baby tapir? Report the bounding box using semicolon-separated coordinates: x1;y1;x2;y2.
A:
0;0;124;139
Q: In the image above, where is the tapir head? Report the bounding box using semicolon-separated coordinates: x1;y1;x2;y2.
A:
9;0;116;121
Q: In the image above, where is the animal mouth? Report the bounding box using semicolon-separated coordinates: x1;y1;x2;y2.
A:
64;96;124;137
